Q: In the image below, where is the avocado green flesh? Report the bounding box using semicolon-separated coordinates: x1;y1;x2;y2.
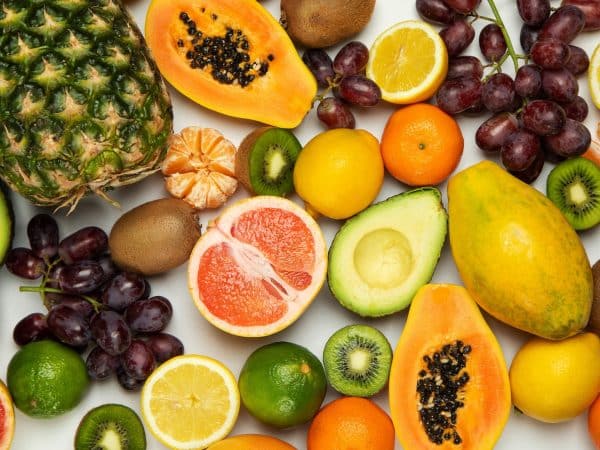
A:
0;186;13;265
328;188;448;317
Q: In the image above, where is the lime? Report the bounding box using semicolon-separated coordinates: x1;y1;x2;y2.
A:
7;340;89;418
238;341;326;428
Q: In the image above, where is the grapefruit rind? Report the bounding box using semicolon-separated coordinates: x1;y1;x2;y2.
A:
188;196;327;337
0;380;14;450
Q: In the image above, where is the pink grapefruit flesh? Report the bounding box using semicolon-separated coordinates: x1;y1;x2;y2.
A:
188;196;327;337
0;380;14;450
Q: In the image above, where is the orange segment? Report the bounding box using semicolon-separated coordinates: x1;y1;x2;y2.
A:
162;127;238;209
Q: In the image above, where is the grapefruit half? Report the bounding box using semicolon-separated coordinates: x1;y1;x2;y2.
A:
0;380;14;450
188;196;327;337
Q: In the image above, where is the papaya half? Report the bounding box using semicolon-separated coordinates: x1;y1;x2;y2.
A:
448;160;593;340
389;284;511;450
145;0;317;128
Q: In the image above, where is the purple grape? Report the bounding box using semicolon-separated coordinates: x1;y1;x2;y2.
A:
479;24;507;61
45;293;95;318
58;226;108;264
58;260;104;294
515;64;542;99
90;310;132;356
442;0;481;14
560;96;589;122
27;214;58;260
476;113;520;152
482;73;516;113
86;346;120;380
337;75;381;107
446;56;483;80
302;49;335;89
521;100;566;136
509;148;546;183
317;97;355;129
120;339;156;381
520;24;540;54
518;0;551;26
541;68;578;103
439;20;475;57
5;247;46;280
530;38;571;70
45;262;64;289
124;297;172;334
333;41;369;77
97;254;117;284
539;5;586;43
116;366;144;391
145;333;184;363
561;0;600;31
101;272;147;312
541;118;592;157
565;45;590;76
47;304;91;349
435;76;483;114
13;312;51;346
416;0;456;24
501;129;542;172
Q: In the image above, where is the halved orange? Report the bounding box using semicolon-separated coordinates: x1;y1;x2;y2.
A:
0;380;15;450
187;195;327;337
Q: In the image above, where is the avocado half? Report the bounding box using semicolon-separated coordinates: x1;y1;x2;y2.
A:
0;181;14;266
327;187;448;317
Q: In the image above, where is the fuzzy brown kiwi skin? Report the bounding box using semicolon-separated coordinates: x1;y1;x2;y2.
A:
588;260;600;334
280;0;376;48
109;198;201;276
235;126;274;195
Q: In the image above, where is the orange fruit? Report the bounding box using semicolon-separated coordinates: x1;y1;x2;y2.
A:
188;195;327;337
162;127;238;210
206;434;295;450
583;138;600;167
0;380;14;450
380;103;464;186
307;397;395;450
589;395;600;449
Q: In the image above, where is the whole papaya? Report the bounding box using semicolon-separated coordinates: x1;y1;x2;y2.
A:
448;160;592;340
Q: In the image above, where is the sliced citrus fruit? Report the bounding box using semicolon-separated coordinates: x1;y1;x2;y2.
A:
188;195;327;337
162;127;238;210
589;44;600;110
141;354;240;449
0;379;15;450
366;20;448;104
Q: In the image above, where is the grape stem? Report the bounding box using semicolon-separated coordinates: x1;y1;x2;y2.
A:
486;0;520;73
19;285;104;312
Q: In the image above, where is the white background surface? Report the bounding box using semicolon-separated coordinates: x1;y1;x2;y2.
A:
1;0;600;448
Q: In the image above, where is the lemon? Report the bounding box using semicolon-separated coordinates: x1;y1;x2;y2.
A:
509;332;600;423
589;43;600;110
6;340;89;418
366;20;448;104
141;354;240;449
292;128;384;220
238;341;327;428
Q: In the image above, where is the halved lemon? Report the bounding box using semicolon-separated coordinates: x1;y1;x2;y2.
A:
589;43;600;110
141;355;240;449
366;20;448;104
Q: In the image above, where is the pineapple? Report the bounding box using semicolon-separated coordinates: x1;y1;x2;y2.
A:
0;0;173;211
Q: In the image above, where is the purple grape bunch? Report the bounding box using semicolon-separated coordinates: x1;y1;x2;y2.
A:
302;41;382;129
416;0;594;183
6;214;184;391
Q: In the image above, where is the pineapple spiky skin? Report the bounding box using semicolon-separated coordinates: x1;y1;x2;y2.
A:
0;0;173;210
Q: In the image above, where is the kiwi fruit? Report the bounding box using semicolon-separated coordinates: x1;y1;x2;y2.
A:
323;324;392;397
74;403;146;450
280;0;376;48
235;127;301;196
587;260;600;334
546;156;600;231
109;198;201;275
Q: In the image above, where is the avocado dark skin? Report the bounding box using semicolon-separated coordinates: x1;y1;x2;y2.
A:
587;260;600;333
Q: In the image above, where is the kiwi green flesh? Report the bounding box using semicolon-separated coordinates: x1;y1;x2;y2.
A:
546;157;600;231
323;324;392;397
248;128;301;196
0;182;14;266
75;404;146;450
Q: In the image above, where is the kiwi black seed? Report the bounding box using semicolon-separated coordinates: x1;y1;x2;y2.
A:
74;403;146;450
587;260;600;334
235;126;302;196
323;324;392;397
546;156;600;231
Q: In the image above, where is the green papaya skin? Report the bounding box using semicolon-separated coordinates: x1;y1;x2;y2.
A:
448;160;592;340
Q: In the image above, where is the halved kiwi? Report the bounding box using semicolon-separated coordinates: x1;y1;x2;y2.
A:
235;126;302;196
74;403;146;450
546;157;600;231
323;324;392;397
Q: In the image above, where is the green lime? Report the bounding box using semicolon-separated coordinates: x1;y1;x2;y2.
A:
6;340;89;418
238;341;326;428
